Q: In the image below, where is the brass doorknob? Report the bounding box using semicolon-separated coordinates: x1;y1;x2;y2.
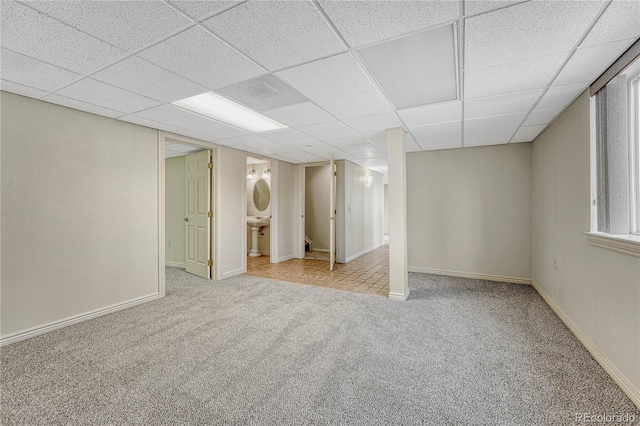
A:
183;217;189;222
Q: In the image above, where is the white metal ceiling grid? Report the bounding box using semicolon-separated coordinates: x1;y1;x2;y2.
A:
1;0;639;175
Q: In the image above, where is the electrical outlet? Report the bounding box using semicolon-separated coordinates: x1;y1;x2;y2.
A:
167;240;171;248
553;254;558;270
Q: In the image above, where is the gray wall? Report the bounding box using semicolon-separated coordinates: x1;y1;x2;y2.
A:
1;92;160;337
407;144;532;281
165;156;185;266
532;91;640;394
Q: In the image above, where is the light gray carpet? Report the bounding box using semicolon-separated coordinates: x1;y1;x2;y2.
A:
2;269;638;425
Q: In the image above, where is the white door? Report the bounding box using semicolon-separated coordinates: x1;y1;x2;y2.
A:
185;150;212;279
329;158;336;271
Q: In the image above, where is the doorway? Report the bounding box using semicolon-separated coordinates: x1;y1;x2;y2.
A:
246;155;272;259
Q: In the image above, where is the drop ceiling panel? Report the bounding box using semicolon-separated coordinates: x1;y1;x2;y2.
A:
323;134;370;147
263;102;334;127
580;0;640;48
215;75;308;112
56;79;161;114
342;113;403;134
92;57;206;103
553;39;636;87
464;51;569;99
119;114;194;136
340;143;386;159
223;134;297;155
1;79;48;99
318;0;458;48
397;101;461;127
317;90;392;120
464;1;522;17
523;107;564;127
138;26;264;90
1;2;126;74
298;121;355;139
280;151;326;163
414;132;462;151
282;139;334;150
511;125;546;143
262;128;315;144
464;112;526;133
275;53;375;102
301;147;353;161
24;0;191;52
409;121;461;138
42;93;126;118
464;127;516;146
361;131;389;152
536;83;586;110
203;1;345;71
1;49;80;92
405;134;422;152
464;1;603;69
464;90;542;119
169;1;240;20
134;105;248;139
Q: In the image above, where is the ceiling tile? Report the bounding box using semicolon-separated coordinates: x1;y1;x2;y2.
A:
203;1;345;71
397;101;461;127
414;132;462;151
298;121;355;139
581;0;640;48
323;134;369;147
464;51;569;99
0;79;48;99
405;134;422;153
409;121;461;138
523;107;564;127
511;124;547;143
342;113;403;134
138;26;265;90
56;78;161;114
464;112;526;133
464;1;523;17
536;83;586;110
24;0;191;52
318;1;458;48
223;134;296;155
284;139;333;150
280;151;326;163
263;102;334;127
121;115;215;143
1;49;80;92
464;1;603;69
135;105;248;139
464;127;516;147
92;57;206;103
169;1;240;20
1;2;126;74
360;131;389;152
275;53;375;102
302;147;353;161
340;143;386;159
553;39;636;87
464;90;542;119
42;93;126;118
262;128;315;144
317;90;392;120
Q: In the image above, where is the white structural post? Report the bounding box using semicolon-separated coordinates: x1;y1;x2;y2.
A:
386;127;409;300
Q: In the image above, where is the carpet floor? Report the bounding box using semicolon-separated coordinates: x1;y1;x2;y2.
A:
1;269;638;425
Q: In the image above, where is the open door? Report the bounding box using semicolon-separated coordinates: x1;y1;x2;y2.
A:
185;150;212;279
329;157;336;271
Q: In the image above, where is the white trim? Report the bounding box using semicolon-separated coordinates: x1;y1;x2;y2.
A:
408;266;532;285
584;232;640;257
0;293;161;346
158;132;166;297
165;261;185;268
220;268;245;280
389;290;410;301
339;243;384;264
278;254;295;262
532;280;640;410
312;248;330;253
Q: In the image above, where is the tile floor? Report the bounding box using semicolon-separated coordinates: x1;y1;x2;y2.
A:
246;245;390;297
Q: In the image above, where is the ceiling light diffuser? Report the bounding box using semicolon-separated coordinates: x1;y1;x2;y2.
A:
172;92;287;133
216;74;308;111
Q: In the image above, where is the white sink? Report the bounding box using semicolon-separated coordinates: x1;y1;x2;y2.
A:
247;216;270;227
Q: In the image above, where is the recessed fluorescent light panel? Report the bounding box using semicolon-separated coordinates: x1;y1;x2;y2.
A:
216;74;308;111
358;24;458;109
172;92;288;133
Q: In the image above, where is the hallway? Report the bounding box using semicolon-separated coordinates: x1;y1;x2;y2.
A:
246;245;389;297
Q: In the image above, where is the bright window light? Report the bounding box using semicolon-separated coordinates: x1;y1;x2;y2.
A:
172;92;287;133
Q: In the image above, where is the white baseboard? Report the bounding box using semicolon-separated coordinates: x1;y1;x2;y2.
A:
220;268;245;280
276;254;295;263
408;266;531;285
165;261;184;268
0;293;161;346
389;289;410;301
312;248;330;253
532;280;640;410
342;244;383;264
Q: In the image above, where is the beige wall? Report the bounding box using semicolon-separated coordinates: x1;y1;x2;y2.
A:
165;156;185;266
1;92;159;338
532;91;640;395
275;160;295;262
305;165;331;251
407;144;532;280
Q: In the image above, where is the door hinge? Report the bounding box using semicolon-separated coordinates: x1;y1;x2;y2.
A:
208;162;213;169
208;211;213;218
208;259;213;267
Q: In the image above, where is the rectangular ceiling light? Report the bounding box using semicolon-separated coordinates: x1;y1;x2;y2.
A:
172;92;288;132
358;24;458;109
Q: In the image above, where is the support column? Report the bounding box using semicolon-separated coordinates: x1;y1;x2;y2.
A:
386;127;409;300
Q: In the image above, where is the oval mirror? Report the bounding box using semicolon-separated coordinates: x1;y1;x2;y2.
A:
253;178;271;211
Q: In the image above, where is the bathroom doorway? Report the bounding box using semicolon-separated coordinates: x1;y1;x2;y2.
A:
246;156;272;259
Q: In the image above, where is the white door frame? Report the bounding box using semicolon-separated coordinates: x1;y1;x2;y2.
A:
158;131;218;296
294;161;332;260
243;153;275;262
